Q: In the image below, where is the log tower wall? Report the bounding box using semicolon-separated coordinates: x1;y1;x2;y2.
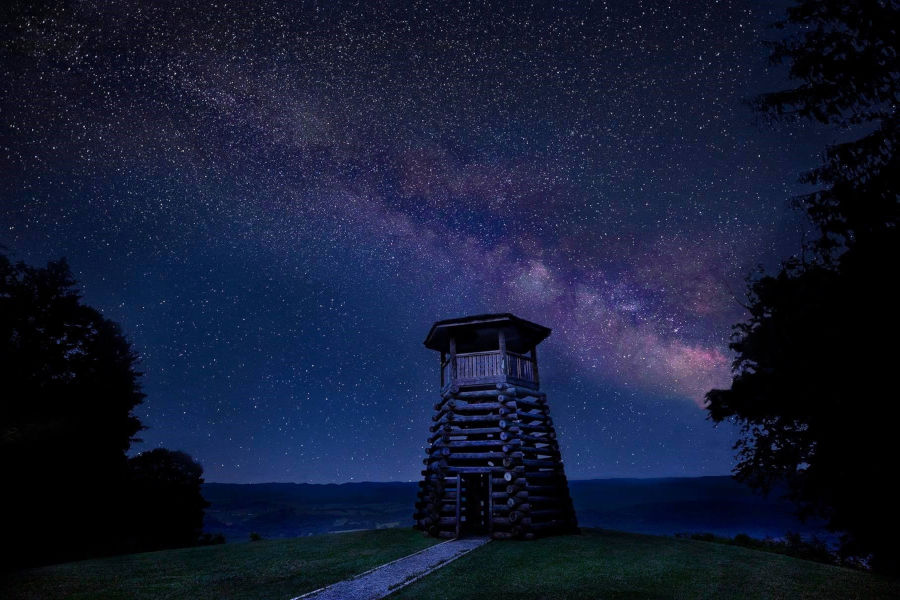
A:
413;314;579;540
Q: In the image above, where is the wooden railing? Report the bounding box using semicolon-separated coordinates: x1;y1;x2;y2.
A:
457;350;504;380
442;350;537;388
505;351;535;382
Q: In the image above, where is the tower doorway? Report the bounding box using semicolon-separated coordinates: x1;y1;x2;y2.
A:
458;473;490;536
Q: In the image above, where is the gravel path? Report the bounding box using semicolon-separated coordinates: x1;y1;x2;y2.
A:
290;536;490;600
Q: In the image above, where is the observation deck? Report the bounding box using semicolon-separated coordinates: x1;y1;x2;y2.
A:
424;313;550;392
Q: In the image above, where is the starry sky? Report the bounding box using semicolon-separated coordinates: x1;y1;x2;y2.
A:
2;0;827;483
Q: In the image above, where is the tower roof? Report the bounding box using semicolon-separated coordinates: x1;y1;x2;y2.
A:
423;313;551;354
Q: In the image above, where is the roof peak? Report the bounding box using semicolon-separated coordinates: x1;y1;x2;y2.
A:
424;313;551;352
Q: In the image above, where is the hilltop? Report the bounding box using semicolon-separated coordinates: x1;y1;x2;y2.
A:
4;529;897;600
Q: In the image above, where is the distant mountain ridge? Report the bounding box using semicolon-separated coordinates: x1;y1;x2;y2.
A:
203;476;829;542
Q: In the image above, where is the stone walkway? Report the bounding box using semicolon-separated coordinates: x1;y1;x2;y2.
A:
291;536;490;600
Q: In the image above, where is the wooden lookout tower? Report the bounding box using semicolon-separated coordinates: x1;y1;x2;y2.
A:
413;313;579;540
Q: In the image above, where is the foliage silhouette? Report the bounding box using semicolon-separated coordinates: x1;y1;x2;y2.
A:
751;0;898;253
708;0;899;574
0;252;208;566
1;253;145;566
127;449;210;552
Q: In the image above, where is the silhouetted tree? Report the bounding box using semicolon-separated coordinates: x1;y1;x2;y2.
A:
708;0;899;574
751;0;898;253
1;252;145;565
126;449;209;552
1;253;210;566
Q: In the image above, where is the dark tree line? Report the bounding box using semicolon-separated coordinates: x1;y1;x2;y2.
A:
707;0;898;573
751;0;897;253
1;253;208;567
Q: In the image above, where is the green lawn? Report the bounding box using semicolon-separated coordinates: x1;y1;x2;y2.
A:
392;529;900;600
5;528;899;600
1;529;438;600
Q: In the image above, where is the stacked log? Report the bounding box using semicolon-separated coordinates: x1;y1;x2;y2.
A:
413;383;579;539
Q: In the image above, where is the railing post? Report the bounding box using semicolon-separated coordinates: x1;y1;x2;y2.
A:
440;351;446;388
531;345;539;388
498;330;507;377
449;336;457;388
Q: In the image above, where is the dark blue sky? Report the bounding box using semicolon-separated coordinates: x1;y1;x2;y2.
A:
2;0;826;483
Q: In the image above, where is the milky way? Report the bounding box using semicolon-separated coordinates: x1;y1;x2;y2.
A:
1;1;824;482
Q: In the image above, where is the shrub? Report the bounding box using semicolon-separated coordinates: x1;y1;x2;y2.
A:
198;533;226;545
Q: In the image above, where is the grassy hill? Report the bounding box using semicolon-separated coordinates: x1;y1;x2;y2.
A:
1;529;438;600
4;529;897;600
394;530;898;600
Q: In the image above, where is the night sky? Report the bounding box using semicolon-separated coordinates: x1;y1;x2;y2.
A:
2;0;827;483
